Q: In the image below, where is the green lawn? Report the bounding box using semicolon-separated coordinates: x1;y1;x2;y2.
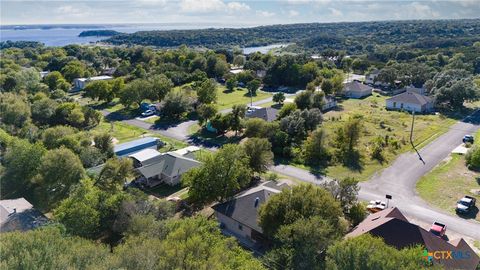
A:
296;95;457;181
216;86;271;110
416;154;480;221
93;120;187;150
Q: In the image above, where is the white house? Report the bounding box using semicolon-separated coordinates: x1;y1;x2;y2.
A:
386;92;434;113
343;81;373;98
73;75;113;90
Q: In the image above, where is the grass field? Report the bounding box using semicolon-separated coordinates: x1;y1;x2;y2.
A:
298;95;456;181
416;154;480;221
216;86;271;110
93;120;187;149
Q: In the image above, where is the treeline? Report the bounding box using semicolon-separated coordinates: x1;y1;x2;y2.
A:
106;19;480;53
78;30;121;37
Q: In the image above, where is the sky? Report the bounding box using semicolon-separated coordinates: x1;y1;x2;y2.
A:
1;0;479;26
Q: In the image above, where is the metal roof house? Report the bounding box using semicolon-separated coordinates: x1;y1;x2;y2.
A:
73;75;113;90
114;137;160;157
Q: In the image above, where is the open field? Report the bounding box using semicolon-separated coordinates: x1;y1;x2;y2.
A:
93;120;188;150
216;86;271;110
416;154;480;221
295;95;457;181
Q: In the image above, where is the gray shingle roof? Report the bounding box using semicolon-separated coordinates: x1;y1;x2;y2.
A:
246;107;278;122
386;92;433;106
0;198;48;233
212;182;289;233
137;152;200;179
344;81;373;92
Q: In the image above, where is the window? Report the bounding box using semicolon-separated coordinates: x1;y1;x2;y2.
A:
393;102;396;108
238;223;243;231
400;103;404;109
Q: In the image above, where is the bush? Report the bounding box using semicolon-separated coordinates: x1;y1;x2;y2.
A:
466;146;480;170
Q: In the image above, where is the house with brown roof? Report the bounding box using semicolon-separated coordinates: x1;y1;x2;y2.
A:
386;92;434;113
347;208;479;270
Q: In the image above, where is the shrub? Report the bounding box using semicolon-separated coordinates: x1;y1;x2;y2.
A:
466;146;480;170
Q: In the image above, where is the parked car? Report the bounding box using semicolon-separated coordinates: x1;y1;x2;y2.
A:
367;200;387;213
141;110;155;117
429;222;446;237
456;196;477;214
463;135;474;144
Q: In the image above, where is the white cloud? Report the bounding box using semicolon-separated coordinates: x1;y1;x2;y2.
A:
179;0;225;13
328;7;342;17
178;0;250;14
288;10;299;17
404;2;440;19
226;2;250;12
256;10;275;17
55;5;91;18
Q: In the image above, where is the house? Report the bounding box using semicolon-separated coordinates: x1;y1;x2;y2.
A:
230;68;244;75
73;75;113;90
347;208;480;270
114;137;160;157
365;69;380;84
322;96;337;111
39;71;50;78
135;150;201;187
386;92;434;113
245;107;279;122
212;181;289;245
404;85;426;95
0;198;48;233
343;81;373;98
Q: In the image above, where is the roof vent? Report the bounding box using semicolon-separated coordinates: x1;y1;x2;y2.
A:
254;197;260;208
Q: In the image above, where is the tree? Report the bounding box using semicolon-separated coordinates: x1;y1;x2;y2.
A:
301;108;323;131
304;128;329;166
197;103;218;125
243;138;273;174
326;234;424;270
210;113;231;134
226;77;237;91
321;177;360;214
2;139;46;198
44;71;70;91
259;184;344;238
41;125;77;150
183;144;251;204
95;157;134;191
334;116;363;166
278;103;297;119
84;80;113;102
265;216;345;270
244;118;269;138
34;147;85;206
114;217;265;270
273;92;286;105
197;79;217;104
0;92;31;128
466;146;480;170
161;91;192;119
247;79;261;96
93;133;114;157
233;55;246;67
54;179;102;238
119;79;148;107
229;104;246;136
61;60;86;82
294;91;313;110
0;226;112;269
321;79;334;95
214;59;229;78
151;74;173;101
31;97;58;125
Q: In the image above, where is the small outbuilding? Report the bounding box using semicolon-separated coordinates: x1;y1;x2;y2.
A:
73;75;113;90
386;92;434;113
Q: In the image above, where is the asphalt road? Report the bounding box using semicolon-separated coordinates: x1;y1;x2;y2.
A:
103;102;480;240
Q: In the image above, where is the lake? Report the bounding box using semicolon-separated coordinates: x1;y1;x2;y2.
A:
0;24;288;53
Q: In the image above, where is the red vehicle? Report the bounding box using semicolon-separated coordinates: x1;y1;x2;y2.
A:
429;222;447;237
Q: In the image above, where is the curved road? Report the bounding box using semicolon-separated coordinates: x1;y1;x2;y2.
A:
273;110;480;240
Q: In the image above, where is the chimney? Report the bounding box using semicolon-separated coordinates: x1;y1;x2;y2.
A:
254;197;259;208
